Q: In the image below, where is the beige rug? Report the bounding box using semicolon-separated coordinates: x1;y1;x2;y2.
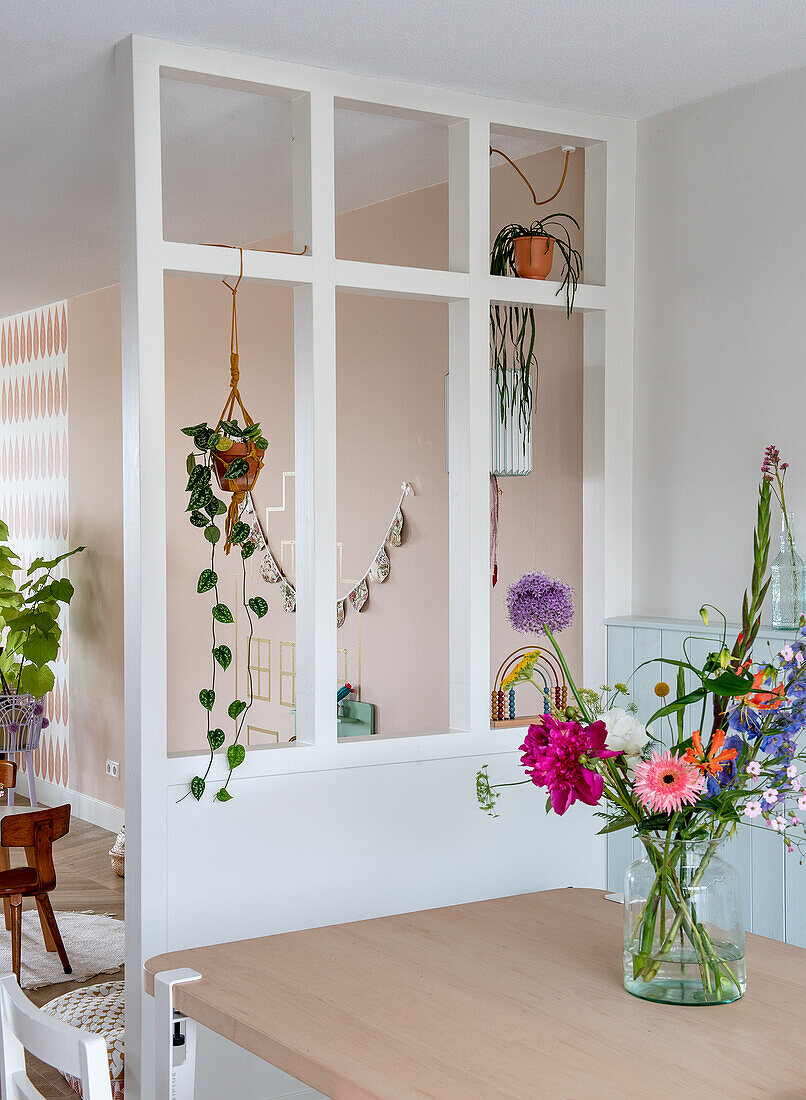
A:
0;910;124;989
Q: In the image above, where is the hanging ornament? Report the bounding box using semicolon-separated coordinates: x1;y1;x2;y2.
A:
349;577;369;612
260;551;281;583
369;546;390;583
336;599;346;629
387;508;404;547
281;580;296;613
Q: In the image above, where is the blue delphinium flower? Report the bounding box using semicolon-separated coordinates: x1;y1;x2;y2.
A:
705;732;744;798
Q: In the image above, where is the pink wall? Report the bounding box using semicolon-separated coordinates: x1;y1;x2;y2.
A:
30;147;584;802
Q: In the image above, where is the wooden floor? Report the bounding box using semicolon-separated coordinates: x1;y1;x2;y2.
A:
3;798;124;1098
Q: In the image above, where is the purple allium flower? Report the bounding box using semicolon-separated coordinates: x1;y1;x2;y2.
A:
506;571;574;636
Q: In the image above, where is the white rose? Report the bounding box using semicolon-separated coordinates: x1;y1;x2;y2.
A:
603;707;649;758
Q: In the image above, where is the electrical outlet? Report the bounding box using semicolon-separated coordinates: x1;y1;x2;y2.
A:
106;760;120;780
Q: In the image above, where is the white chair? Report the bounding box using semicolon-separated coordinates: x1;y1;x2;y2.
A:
0;974;113;1100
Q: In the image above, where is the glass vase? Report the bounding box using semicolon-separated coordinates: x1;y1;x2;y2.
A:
623;837;745;1005
771;512;806;630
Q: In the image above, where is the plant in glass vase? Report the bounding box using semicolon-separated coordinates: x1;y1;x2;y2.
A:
477;454;806;1004
762;445;805;630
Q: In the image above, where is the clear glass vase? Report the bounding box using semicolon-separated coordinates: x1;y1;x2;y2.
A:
623;837;745;1005
771;512;806;630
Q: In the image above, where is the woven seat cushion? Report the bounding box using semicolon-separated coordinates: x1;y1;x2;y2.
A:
41;980;124;1099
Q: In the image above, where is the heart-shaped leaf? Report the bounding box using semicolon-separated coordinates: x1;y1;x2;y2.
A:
212;645;232;670
224;457;249;480
248;596;268;619
216;788;233;802
207;729;225;751
193;428;212;451
255;436;269;451
197;569;217;594
204;497;223;518
212;602;233;624
188;484;212;511
204;525;221;545
215;437;233;452
186;465;210;491
229;521;250;545
241;541;256;560
186;453;196;475
199;688;215;711
182;423;207;438
190;776;205;800
228;699;246;720
227;744;246;769
189;511;208;528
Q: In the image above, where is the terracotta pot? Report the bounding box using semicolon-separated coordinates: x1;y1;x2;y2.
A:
211;439;265;493
512;235;554;279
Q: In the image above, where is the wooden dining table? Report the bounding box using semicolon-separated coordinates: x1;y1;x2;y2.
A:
145;887;806;1099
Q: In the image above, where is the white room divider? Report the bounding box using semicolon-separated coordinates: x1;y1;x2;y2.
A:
117;35;636;1097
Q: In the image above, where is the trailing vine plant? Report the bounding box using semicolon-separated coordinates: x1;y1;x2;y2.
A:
181;417;268;803
490;214;582;444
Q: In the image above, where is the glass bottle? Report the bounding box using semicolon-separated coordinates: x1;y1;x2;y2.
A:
771;512;806;630
624;838;745;1005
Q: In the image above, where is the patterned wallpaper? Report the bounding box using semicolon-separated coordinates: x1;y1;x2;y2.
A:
0;304;70;788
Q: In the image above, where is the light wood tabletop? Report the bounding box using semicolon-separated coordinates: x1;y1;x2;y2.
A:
145;888;806;1099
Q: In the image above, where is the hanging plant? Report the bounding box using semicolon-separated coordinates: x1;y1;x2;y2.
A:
180;250;269;803
490;216;582;442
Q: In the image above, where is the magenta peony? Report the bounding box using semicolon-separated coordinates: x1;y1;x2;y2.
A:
519;714;621;815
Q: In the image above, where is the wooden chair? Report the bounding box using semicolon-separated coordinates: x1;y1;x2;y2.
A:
0;974;113;1100
0;762;16;805
0;805;72;983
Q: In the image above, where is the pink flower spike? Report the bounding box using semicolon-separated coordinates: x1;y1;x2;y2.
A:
632;752;705;815
780;645;795;662
745;761;762;777
742;800;763;819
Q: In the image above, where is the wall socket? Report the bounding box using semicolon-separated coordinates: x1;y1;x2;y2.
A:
105;760;120;780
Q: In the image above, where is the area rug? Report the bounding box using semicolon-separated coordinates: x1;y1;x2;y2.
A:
0;910;124;989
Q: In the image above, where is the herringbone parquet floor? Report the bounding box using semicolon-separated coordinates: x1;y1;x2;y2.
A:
1;799;124;1097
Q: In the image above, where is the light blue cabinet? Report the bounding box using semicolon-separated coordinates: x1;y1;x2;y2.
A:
606;616;803;946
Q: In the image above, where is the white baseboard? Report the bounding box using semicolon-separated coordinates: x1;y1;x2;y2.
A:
21;776;125;834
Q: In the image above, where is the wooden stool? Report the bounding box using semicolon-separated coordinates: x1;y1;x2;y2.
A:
0;797;72;983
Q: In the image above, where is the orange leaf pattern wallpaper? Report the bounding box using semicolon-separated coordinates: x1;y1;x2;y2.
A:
0;303;70;788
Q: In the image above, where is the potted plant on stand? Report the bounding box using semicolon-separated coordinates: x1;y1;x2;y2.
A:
0;519;83;804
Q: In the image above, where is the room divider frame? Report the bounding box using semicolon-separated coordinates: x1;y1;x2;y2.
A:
118;34;636;1097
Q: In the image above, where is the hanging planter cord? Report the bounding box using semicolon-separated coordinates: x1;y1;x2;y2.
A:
489;145;571;205
218;248;265;551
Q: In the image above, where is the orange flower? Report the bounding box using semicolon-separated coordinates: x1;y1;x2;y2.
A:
743;669;785;711
684;729;739;777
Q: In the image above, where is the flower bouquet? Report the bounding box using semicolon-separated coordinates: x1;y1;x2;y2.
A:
479;452;806;1005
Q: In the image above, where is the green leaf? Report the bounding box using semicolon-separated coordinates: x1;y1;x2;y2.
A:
181;423;207;437
248;596;268;618
186;465;210;491
190;776;205;800
17;665;54;698
212;645;232;670
218;419;242;437
188;485;212;511
597;813;636;835
204;496;225;519
704;670;754;696
241;541;256;560
26;547;84;575
211;498;227;516
197;569;217;593
207;729;225;751
193;428;212;450
215;437;233;452
223;457;249;480
199;688;215;711
647;687;706;725
204;525;220;545
227;743;246;769
255;436;269;451
186;453;196;475
21;632;60;668
49;578;74;603
212;602;233;623
189;511;208;528
229;521;250;545
215;788;233;802
227;699;246;720
0;520;9;541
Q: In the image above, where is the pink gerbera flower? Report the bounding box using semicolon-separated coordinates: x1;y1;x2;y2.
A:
632;751;705;814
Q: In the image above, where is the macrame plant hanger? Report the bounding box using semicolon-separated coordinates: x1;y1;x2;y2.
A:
217;248;265;552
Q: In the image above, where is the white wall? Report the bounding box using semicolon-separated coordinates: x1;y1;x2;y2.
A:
633;65;806;621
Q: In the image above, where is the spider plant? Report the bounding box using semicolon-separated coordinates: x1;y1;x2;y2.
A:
490;215;582;440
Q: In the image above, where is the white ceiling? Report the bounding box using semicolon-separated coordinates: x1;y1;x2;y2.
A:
4;0;806;317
